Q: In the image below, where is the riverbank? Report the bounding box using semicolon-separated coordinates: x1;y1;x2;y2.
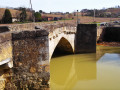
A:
97;42;120;47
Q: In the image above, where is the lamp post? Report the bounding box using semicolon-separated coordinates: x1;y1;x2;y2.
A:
110;13;112;22
64;13;65;25
93;9;96;22
30;0;35;22
77;10;78;24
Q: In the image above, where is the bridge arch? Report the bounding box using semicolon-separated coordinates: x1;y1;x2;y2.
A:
52;37;74;58
49;34;75;61
48;26;76;61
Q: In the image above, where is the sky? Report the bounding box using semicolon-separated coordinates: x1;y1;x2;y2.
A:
0;0;120;12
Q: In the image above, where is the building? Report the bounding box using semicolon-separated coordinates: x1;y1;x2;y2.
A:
12;17;19;22
48;17;54;21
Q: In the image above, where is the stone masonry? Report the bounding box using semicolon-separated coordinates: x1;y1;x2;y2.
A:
0;23;97;89
5;30;50;89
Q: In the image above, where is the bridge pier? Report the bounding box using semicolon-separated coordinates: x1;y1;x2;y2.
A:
75;24;97;53
5;30;50;89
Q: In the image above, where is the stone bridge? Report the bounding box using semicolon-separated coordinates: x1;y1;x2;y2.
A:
0;23;96;89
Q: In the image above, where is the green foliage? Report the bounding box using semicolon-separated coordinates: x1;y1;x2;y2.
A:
20;8;27;22
34;12;42;22
39;10;43;13
2;9;12;24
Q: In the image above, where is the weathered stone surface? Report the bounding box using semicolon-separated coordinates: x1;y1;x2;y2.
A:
12;31;36;40
49;27;76;59
75;24;97;53
36;30;49;37
0;32;12;63
5;29;50;89
0;32;11;43
97;27;104;41
30;67;37;73
0;42;12;62
12;30;49;40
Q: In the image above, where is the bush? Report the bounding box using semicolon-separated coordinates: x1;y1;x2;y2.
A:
34;12;42;22
2;9;12;24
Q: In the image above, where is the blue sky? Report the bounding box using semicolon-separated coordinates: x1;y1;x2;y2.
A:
0;0;119;12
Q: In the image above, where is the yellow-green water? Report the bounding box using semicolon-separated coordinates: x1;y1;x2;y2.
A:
50;46;120;90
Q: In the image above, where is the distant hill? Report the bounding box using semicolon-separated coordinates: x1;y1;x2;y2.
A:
40;13;74;20
107;8;120;14
41;13;63;18
81;6;120;18
0;8;32;21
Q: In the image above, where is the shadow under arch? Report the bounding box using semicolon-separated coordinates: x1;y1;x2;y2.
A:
52;37;74;58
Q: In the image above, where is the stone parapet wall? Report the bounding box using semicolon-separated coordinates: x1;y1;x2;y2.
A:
0;23;76;32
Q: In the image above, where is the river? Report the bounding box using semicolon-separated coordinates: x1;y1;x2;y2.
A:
50;46;120;90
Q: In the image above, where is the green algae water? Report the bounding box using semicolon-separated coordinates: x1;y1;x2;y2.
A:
50;46;120;90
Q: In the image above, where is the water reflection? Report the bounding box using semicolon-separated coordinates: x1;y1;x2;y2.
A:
50;54;97;90
50;46;120;90
98;53;120;66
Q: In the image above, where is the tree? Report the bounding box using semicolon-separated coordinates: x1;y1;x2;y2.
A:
34;12;42;22
66;12;69;14
16;11;20;21
2;9;12;23
20;8;27;22
39;10;43;13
